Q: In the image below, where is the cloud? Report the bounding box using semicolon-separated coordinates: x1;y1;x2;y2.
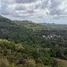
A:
15;4;26;10
1;0;15;4
1;4;10;15
15;0;36;3
50;0;67;16
0;0;67;23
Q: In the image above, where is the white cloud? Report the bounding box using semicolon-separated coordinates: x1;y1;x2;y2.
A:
0;0;67;23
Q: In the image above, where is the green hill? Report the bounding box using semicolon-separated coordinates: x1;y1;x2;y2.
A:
14;21;47;31
0;15;11;22
0;16;33;43
0;16;67;45
0;39;53;67
0;16;67;67
14;21;67;31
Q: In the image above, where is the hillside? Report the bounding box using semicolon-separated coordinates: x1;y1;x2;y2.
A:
0;16;67;45
13;21;47;31
0;15;11;22
0;16;67;67
0;16;34;43
0;39;53;67
14;21;67;31
0;39;67;67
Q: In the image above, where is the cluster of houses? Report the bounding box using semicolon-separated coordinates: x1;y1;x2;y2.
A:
42;34;61;39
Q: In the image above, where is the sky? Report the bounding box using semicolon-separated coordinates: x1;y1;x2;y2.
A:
0;0;67;24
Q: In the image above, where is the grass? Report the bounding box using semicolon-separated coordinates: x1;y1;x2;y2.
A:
55;58;67;67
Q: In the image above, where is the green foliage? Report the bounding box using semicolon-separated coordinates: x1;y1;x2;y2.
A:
0;39;54;67
0;16;67;67
14;21;46;31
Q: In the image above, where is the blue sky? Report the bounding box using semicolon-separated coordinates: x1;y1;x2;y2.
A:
0;0;67;24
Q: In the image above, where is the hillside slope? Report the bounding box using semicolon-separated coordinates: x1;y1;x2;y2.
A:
14;21;67;31
0;16;67;67
0;16;33;43
14;21;47;31
0;39;53;67
0;16;11;22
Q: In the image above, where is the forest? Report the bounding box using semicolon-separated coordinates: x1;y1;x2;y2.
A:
0;16;67;67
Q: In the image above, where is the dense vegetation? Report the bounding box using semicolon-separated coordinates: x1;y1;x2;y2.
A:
0;39;54;67
0;16;67;67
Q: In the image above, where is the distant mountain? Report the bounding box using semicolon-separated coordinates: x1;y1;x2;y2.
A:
39;22;67;26
14;21;67;31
